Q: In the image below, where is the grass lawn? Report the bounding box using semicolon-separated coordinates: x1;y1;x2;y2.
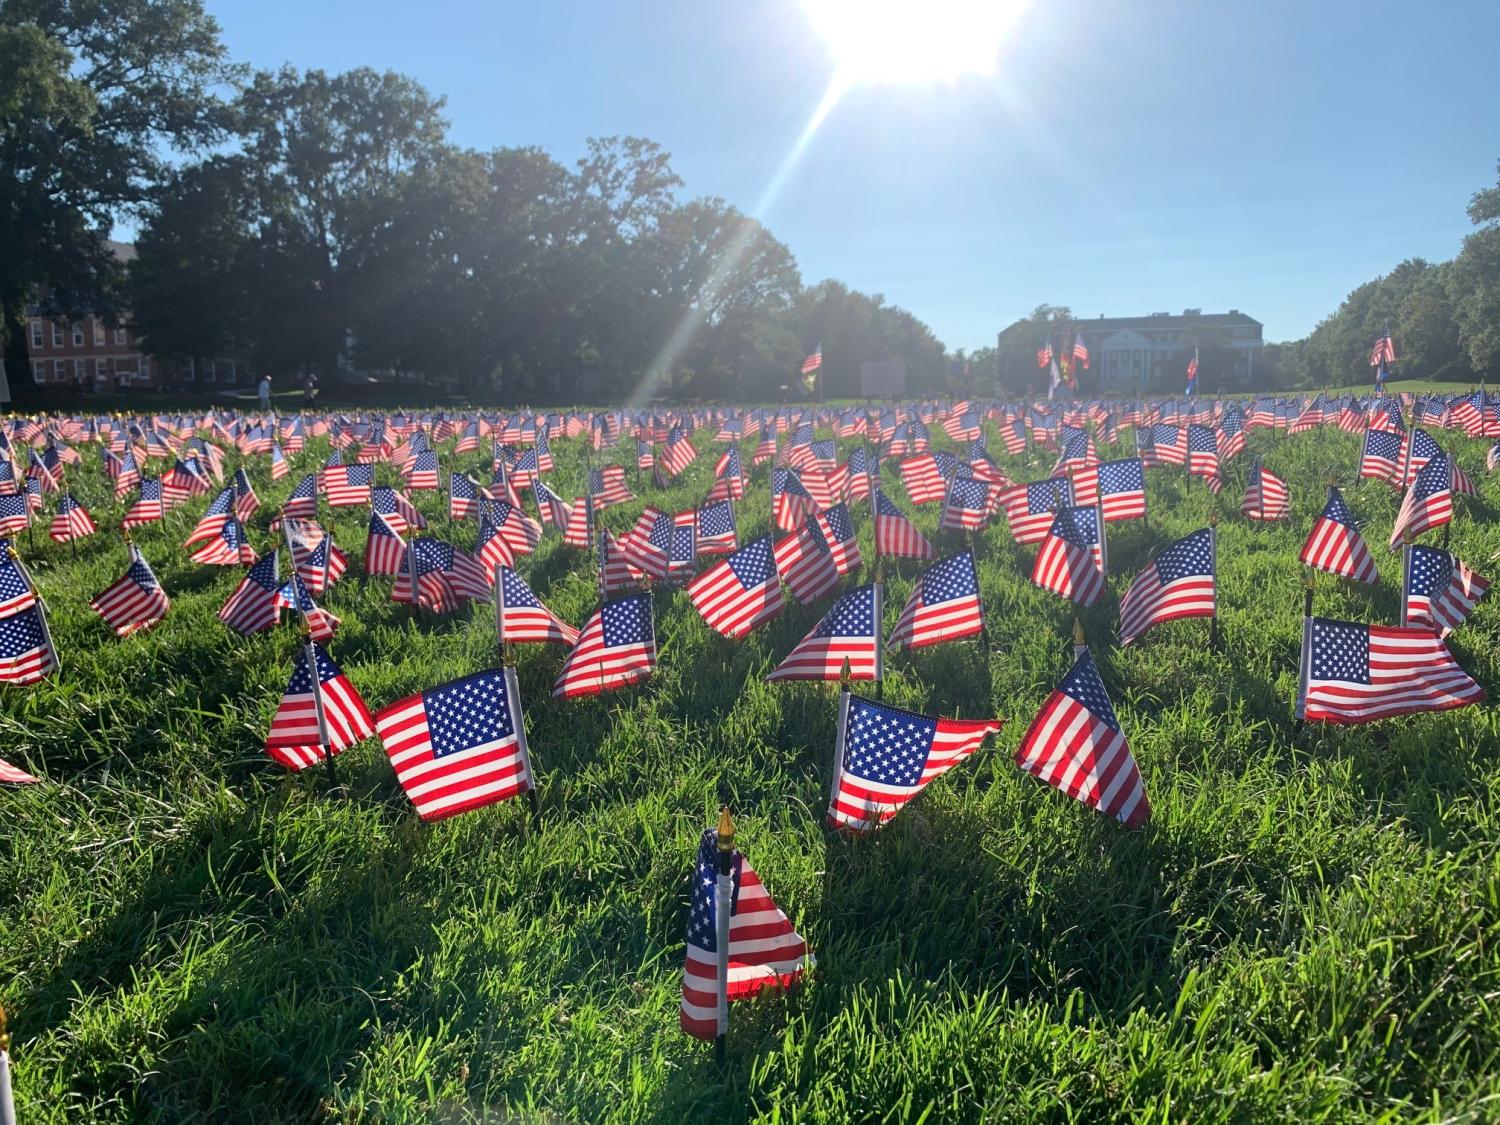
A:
3;418;1500;1122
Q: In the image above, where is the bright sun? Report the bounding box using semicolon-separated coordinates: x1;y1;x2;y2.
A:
800;0;1030;84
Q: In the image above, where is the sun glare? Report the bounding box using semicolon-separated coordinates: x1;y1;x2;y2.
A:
800;0;1029;84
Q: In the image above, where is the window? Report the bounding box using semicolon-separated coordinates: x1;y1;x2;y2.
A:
72;322;84;346
53;360;65;382
203;359;216;383
30;320;42;349
114;327;127;345
93;319;105;345
95;358;107;381
52;322;64;347
32;362;44;383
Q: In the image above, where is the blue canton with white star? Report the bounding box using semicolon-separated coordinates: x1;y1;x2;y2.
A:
423;670;515;757
1310;618;1371;683
844;697;938;787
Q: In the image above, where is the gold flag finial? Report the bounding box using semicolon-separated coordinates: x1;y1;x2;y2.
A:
0;999;9;1054
1208;510;1219;528
1303;567;1317;590
716;806;735;851
1072;618;1085;646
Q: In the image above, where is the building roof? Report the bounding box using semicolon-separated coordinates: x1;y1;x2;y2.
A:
1079;309;1261;332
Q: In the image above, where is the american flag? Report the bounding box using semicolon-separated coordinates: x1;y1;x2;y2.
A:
1031;505;1105;607
617;506;674;580
364;512;408;576
766;583;879;682
264;643;375;771
1300;488;1378;584
449;472;478;520
1359;429;1403;485
939;475;1000;532
497;565;579;646
696;499;738;555
1403;428;1443;484
276;573;340;643
122;478;165;528
0;542;39;616
232;467;260;520
219;553;285;635
189;515;257;567
814;503;862;574
708;445;745;501
889;550;983;650
113;451;142;496
162;457;211;505
1015;648;1149;827
376;668;535;820
392;538;491;613
1070;458;1146;522
1186;424;1221;492
1072;333;1090;369
372;485;429;535
553;593;656;698
771;468;816;533
800;343;822;374
898;454;950;506
589;465;634;507
1241;461;1290;521
188;497;238;561
474;508;517;573
285;521;345;595
1118;528;1216;646
873;487;935;560
1389;454;1453;549
1403;545;1489;636
1036;342;1053;369
1369;330;1397;368
1003;477;1073;545
636;440;655;470
679;828;811;1041
598;530;642;600
90;550;170;636
1148;423;1187;466
1298;616;1482;725
662;427;697;476
0;605;57;685
50;493;96;543
667;510;697;584
827;693;1001;833
323;464;374;507
688;536;783;638
0;756;38;784
535;481;572;530
774;520;841;605
281;473;320;520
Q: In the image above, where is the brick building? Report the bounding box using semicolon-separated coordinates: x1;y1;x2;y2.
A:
1074;309;1263;394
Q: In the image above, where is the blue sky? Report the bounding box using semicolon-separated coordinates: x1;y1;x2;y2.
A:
207;0;1499;351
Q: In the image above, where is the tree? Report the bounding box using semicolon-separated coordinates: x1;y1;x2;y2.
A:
1451;160;1500;379
0;0;236;375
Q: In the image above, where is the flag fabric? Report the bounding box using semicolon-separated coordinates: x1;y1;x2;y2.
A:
679;828;811;1041
827;693;1001;832
1118;529;1216;646
122;478;165;528
323;464;374;507
873;488;935;559
1300;488;1378;584
0;605;57;685
1298;617;1483;724
1072;333;1090;369
1241;462;1290;521
554;593;656;698
589;465;634;507
49;493;96;542
375;668;535;820
898;455;949;506
814;503;862;574
189;516;257;567
771;468;816;532
449;472;479;520
1358;429;1404;484
774;521;841;606
218;551;284;635
276;573;340;643
1031;505;1105;607
767;583;879;682
0;756;38;784
231;467;260;520
1003;478;1073;545
1403;545;1489;636
0;543;39;617
687;536;783;638
270;443;290;480
1186;424;1222;492
939;476;1000;532
1389;454;1453;549
286;520;347;594
90;551;170;636
696;499;738;555
1070;458;1147;522
184;487;236;547
888;551;984;650
1369;330;1397;368
264;644;375;771
282;473;320;519
372;485;427;535
598;530;641;600
800;343;822;374
392;538;491;613
617;506;674;580
365;512;408;576
1015;648;1150;827
497;566;579;646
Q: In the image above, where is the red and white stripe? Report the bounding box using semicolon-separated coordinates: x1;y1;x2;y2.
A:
1015;687;1149;828
827;716;1001;832
1301;623;1484;724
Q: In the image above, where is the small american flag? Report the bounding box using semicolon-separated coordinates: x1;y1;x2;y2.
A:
1031;505;1105;607
589;465;634;507
376;668;535;820
696;499;738;556
372;486;428;535
1071;458;1146;522
0;605;57;685
1003;478;1073;545
800;343;822;374
364;512;408;576
474;509;517;573
662;427;697;476
1369;330;1397;367
827;693;1001;833
219;551;283;634
122;479;165;528
1403;545;1489;636
774;520;840;605
0;542;39;616
50;493;96;543
679;827;811;1040
814;502;862;574
553;593;656;698
1241;461;1290;521
1015;648;1149;827
771;468;815;533
939;475;1000;532
1118;528;1216;646
449;472;478;520
1300;488;1378;584
0;756;38;784
873;488;934;560
276;573;340;643
189;515;257;567
287;520;347;594
232;467;260;519
898;454;950;506
1388;454;1453;549
1186;424;1221;492
497;566;579;646
283;473;320;519
264;643;374;771
766;583;879;682
392;538;491;613
889;550;984;650
617;506;674;580
687;536;783;638
1298;616;1483;725
90;550;170;636
323;464;374;507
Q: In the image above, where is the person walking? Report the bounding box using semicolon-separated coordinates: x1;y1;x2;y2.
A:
258;373;272;413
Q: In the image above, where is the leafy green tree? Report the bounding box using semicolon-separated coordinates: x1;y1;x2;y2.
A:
1451;161;1500;379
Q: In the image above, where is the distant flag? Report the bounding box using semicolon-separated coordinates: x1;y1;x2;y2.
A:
1369;329;1397;369
270;442;290;480
1402;544;1489;636
121;478;165;528
872;488;935;560
827;693;1001;833
1118;528;1216;646
1036;341;1053;369
90;548;170;636
49;493;96;543
553;593;656;698
1185;348;1199;394
679;819;811;1041
800;343;823;374
189;515;257;567
1389;454;1453;549
1072;333;1090;370
1297;616;1482;725
888;551;984;650
375;667;536;821
264;643;375;771
1241;461;1290;521
1015;646;1150;827
1300;488;1378;584
687;536;783;638
218;551;284;635
767;583;880;683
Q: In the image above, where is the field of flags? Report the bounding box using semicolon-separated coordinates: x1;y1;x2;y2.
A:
2;391;1499;1118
